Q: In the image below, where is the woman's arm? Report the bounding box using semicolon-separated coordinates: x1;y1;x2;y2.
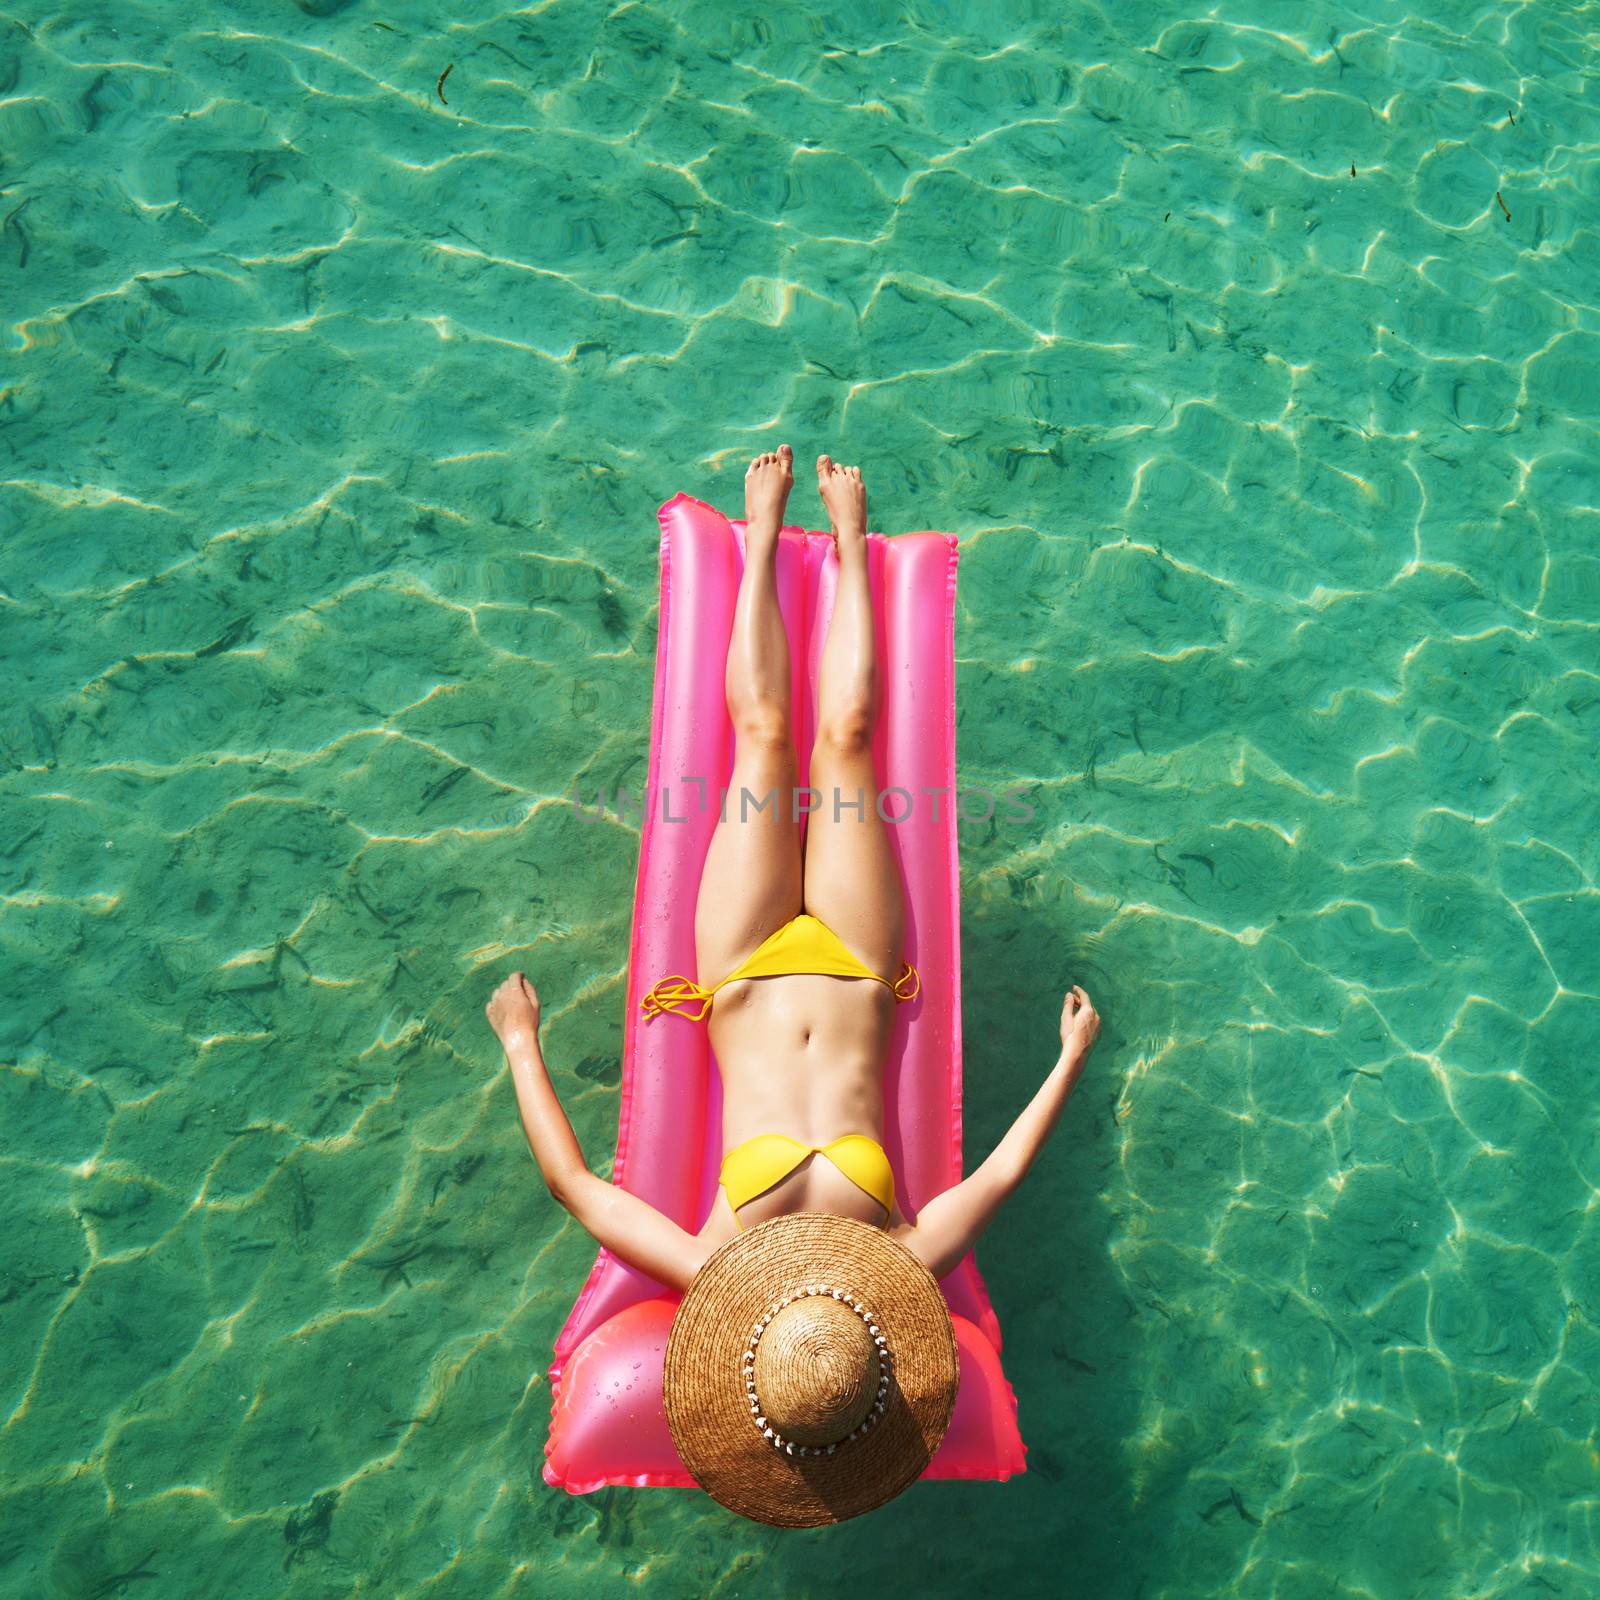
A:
487;972;710;1293
898;985;1099;1281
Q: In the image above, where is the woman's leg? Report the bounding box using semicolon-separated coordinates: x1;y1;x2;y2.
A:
694;445;805;983
801;456;905;977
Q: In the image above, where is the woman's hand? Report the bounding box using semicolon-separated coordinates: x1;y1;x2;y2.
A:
1060;983;1100;1064
486;971;541;1054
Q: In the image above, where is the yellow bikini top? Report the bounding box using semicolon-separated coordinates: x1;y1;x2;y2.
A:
720;1132;895;1231
639;913;919;1022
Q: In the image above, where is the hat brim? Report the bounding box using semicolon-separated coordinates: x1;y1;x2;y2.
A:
663;1212;960;1527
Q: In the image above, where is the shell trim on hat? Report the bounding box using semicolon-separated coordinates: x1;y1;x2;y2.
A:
744;1284;893;1456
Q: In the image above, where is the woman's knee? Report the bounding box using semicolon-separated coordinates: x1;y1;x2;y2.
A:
734;701;792;752
814;706;875;757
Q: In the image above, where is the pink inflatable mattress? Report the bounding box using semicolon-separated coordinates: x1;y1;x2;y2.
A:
543;492;1027;1493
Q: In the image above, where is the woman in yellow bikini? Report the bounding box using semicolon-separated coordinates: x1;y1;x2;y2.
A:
485;445;1101;1296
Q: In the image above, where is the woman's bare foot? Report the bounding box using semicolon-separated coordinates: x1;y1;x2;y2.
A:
745;443;794;536
817;454;867;547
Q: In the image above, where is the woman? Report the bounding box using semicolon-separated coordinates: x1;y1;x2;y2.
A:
485;444;1101;1296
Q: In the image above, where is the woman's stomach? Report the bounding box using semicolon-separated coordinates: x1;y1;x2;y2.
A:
708;971;896;1147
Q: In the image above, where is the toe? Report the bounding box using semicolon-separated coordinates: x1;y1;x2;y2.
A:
817;453;833;474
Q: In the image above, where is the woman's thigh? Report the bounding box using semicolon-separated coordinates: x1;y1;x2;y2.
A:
800;732;905;978
694;728;804;983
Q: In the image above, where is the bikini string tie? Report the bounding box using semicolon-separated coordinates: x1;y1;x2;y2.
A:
639;976;715;1021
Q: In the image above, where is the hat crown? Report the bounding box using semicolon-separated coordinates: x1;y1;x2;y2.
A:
754;1297;880;1446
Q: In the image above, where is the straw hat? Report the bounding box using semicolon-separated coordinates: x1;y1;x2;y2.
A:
663;1211;960;1527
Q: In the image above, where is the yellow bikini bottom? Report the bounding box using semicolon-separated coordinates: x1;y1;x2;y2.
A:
640;913;919;1022
720;1132;895;1232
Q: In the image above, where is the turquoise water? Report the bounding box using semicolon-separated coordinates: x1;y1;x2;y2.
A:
3;0;1598;1593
